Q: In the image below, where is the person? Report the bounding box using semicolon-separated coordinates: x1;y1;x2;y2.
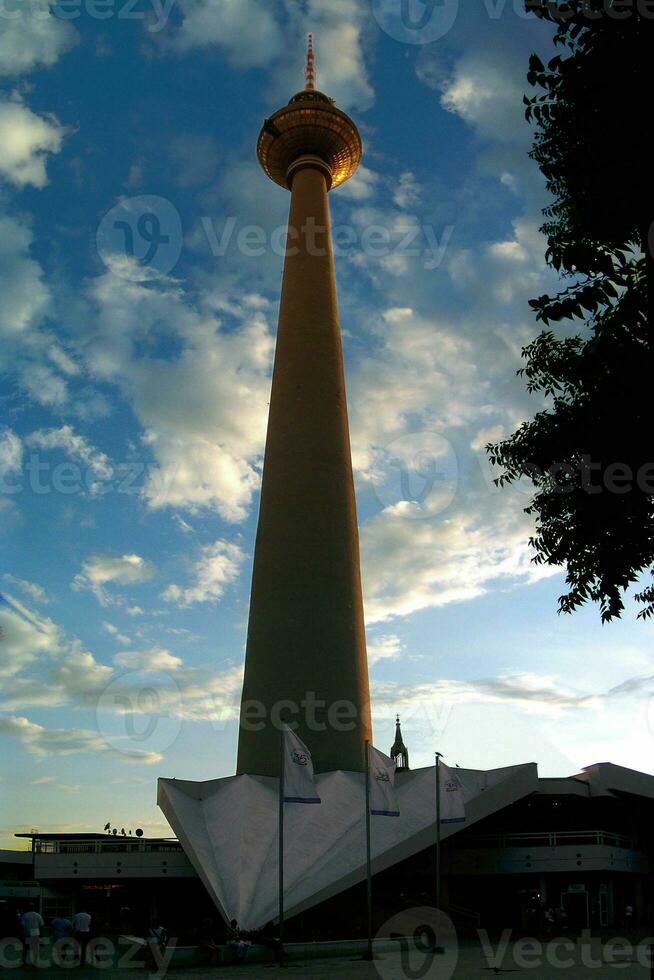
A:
72;909;92;966
261;921;282;964
51;915;72;943
226;919;249;964
21;904;44;966
146;922;168;969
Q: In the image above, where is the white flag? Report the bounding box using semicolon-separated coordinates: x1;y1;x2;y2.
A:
282;726;320;804
368;745;400;817
439;763;465;824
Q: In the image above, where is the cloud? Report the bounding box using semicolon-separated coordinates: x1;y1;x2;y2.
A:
81;274;273;521
0;594;62;679
168;0;283;66
115;647;183;671
0;215;50;339
0;11;78;76
102;621;131;645
25;426;113;488
372;671;600;724
0;714;161;763
0;429;22;484
367;634;404;666
0;98;66;188
360;490;557;623
273;0;373;111
3;575;50;604
393;172;421;210
72;554;156;606
162;539;244;606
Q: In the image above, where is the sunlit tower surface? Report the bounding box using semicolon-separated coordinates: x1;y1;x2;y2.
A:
236;38;372;777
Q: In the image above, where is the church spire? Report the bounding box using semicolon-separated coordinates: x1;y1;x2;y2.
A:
390;715;409;771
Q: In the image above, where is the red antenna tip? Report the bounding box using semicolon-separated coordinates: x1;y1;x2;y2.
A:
305;32;315;90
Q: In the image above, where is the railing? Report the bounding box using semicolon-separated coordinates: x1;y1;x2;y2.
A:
446;902;481;927
34;839;182;855
460;829;632;849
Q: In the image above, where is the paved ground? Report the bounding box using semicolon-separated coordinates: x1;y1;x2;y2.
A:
2;939;651;978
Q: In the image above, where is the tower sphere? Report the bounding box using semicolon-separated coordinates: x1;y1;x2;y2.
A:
257;89;362;191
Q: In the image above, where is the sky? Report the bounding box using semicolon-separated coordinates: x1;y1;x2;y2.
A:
1;0;653;849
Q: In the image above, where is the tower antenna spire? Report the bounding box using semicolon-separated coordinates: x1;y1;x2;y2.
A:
305;32;316;90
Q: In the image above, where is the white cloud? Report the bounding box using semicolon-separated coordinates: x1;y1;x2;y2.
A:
0;98;66;188
367;634;403;666
115;647;182;671
163;539;244;606
0;429;22;484
0;595;62;678
82;273;273;522
169;0;283;66
26;426;113;486
0;714;161;763
72;554;156;606
361;488;558;624
393;171;421;210
0;12;78;76
102;622;131;645
0;215;50;339
3;575;50;604
273;0;373;111
337;165;379;202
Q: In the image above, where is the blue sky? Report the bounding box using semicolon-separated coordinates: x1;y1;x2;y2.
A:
1;0;653;848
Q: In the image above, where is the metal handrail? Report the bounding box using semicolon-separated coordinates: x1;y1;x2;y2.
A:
34;839;183;855
461;829;632;849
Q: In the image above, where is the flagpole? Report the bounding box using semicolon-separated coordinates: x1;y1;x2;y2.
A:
279;724;285;967
435;752;442;911
364;739;373;960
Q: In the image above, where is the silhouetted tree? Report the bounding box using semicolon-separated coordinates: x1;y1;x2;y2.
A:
488;0;651;622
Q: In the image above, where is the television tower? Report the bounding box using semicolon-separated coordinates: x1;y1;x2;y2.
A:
237;37;372;776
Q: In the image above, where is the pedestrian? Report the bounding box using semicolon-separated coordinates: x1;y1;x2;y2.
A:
20;904;44;966
51;915;72;943
146;921;168;969
226;919;249;963
72;909;92;965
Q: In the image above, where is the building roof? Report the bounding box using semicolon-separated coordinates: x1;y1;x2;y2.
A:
14;833;176;842
158;762;539;931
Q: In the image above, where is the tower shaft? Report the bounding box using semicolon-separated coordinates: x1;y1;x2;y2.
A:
237;162;372;776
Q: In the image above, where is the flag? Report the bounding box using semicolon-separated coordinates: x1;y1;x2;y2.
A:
439;762;465;824
282;726;320;804
368;745;399;817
